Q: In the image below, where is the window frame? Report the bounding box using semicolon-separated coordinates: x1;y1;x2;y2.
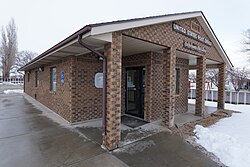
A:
50;67;57;92
35;70;39;87
27;72;31;82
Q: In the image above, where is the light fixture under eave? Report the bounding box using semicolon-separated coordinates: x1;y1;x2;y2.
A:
39;67;44;72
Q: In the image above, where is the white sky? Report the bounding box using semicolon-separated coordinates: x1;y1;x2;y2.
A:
0;0;250;68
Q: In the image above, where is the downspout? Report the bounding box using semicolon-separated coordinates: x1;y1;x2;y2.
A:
77;34;107;137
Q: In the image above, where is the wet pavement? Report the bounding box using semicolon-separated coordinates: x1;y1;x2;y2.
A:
0;94;127;167
113;132;220;167
0;92;220;167
175;103;218;127
75;118;169;147
73;119;220;167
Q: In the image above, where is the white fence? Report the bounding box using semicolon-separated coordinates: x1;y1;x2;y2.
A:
0;77;24;84
189;89;250;105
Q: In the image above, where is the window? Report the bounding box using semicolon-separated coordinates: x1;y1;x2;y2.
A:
35;71;39;87
50;67;56;91
27;72;30;82
191;21;201;34
175;68;180;95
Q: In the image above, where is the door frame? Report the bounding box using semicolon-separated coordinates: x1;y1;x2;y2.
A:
125;66;145;119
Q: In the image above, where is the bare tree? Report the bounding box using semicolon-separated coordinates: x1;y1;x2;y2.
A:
189;71;196;82
206;69;219;88
12;50;37;72
227;67;250;91
0;18;18;79
242;29;250;62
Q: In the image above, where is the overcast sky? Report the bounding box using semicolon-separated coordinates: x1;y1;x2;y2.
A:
0;0;249;67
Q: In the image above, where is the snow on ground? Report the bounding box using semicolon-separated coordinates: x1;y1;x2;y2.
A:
0;82;23;85
190;99;250;167
0;82;15;85
3;89;24;94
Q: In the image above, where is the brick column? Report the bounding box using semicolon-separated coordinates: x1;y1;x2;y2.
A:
162;48;176;128
217;63;226;109
195;56;206;116
102;32;122;151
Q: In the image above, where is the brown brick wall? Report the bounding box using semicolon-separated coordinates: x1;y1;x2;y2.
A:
175;57;189;115
122;52;189;122
24;57;73;122
150;55;189;119
150;52;164;121
122;18;223;63
71;53;103;122
24;17;223;127
24;54;104;123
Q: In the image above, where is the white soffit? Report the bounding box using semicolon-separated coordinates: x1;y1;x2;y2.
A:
24;39;78;70
176;50;220;65
90;33;112;42
176;50;196;65
206;59;220;65
122;35;166;56
176;50;196;60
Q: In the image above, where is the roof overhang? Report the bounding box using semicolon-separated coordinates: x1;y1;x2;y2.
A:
19;11;233;71
176;50;221;69
122;35;167;56
19;26;91;71
89;11;233;69
90;12;202;35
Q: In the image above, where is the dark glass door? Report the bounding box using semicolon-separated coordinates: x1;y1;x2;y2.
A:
126;67;145;118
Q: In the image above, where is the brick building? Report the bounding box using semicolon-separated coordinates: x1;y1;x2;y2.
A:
19;11;233;150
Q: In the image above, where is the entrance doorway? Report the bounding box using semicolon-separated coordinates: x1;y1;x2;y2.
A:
125;67;145;118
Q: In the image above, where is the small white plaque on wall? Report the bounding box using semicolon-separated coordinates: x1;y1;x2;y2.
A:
95;73;103;88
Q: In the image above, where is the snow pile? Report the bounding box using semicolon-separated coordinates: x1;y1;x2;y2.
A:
3;89;23;94
189;99;217;107
0;82;23;85
194;125;250;167
194;102;250;167
0;82;15;85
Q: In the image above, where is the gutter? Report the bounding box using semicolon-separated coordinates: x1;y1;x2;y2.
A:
77;34;107;137
18;26;92;71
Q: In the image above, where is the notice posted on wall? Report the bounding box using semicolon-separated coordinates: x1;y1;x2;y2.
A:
95;73;103;88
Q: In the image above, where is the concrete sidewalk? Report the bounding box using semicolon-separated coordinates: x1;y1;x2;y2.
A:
113;132;219;167
0;93;220;167
0;94;128;167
